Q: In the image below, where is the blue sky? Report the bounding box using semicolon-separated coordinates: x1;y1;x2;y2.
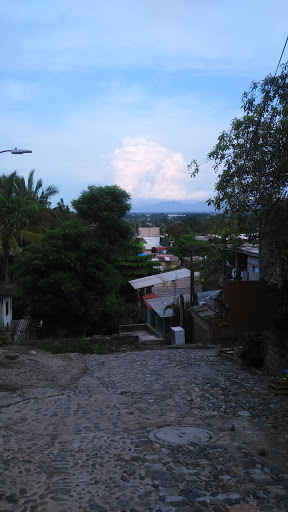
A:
1;1;288;207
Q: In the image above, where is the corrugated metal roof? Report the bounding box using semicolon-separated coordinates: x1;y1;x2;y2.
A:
159;268;190;282
129;268;190;290
129;276;163;289
239;244;259;256
145;290;221;317
197;290;221;305
143;293;160;311
147;294;190;318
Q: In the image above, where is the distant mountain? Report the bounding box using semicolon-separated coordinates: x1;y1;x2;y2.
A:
130;200;216;214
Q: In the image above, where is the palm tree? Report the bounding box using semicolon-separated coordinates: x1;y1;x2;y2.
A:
0;172;39;281
14;170;59;231
0;170;58;281
0;171;17;199
14;170;58;206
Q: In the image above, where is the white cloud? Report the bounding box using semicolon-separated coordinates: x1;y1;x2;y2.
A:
112;138;211;200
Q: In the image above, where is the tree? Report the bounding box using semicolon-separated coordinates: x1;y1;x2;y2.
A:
166;221;191;241
14;170;58;207
117;239;161;310
14;220;122;336
14;185;137;335
72;185;132;247
53;198;74;223
0;172;39;282
202;63;288;216
172;235;211;303
190;64;288;296
13;170;59;231
0;170;60;281
173;234;210;259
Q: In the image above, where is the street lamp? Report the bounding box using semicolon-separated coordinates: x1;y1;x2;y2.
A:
0;148;32;154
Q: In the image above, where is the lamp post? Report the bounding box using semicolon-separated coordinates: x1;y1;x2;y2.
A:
0;148;32;154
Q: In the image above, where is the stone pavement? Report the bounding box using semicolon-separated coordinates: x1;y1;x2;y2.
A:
0;348;288;512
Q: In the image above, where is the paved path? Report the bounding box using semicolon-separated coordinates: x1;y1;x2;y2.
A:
0;348;288;512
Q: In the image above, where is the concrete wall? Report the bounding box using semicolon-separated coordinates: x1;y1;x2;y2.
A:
143;236;160;250
191;311;213;344
153;277;191;298
138;227;160;250
138;227;160;237
0;297;12;328
247;255;260;281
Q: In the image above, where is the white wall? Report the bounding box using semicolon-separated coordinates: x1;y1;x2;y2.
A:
0;297;12;328
143;236;160;250
247;255;260;281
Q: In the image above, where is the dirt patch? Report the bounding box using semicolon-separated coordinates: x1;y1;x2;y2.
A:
0;344;87;395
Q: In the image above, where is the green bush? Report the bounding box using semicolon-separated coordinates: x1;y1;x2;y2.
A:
239;334;264;368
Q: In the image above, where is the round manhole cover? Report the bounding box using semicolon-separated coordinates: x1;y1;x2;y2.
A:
148;426;213;445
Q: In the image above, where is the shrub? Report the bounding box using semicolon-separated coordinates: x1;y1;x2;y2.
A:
239;333;264;368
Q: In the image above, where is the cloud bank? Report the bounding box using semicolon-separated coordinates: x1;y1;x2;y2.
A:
112;138;211;200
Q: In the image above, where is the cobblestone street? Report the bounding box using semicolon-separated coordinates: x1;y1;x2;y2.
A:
1;348;288;512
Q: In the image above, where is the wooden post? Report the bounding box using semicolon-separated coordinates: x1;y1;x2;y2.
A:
180;294;184;327
190;251;194;307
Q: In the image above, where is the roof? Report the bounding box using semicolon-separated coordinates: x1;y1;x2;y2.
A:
197;290;221;305
129;268;191;290
239;244;259;257
147;294;190;318
145;290;221;317
143;293;159;311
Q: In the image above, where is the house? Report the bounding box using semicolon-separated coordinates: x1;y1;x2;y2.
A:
0;295;12;329
194;235;260;282
137;227;160;250
156;254;180;270
129;268;193;300
0;282;18;330
188;280;280;344
143;293;189;335
230;243;259;281
144;290;220;337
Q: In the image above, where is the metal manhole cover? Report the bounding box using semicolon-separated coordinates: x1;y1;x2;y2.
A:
148;426;213;445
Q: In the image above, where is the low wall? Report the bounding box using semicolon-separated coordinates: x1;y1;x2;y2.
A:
119;323;162;339
191;311;213;344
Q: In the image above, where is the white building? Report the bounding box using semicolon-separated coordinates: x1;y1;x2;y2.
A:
138;227;160;250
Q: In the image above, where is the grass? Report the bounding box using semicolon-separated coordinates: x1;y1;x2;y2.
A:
39;338;114;355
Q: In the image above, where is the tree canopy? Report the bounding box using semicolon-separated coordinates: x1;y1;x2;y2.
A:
0;171;59;281
72;185;132;247
14;184;155;335
173;234;210;258
14;220;122;335
199;63;288;216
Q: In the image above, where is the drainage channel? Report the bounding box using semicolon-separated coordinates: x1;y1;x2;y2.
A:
148;426;214;445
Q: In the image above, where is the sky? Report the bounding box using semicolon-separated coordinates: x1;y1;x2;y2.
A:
1;1;288;207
